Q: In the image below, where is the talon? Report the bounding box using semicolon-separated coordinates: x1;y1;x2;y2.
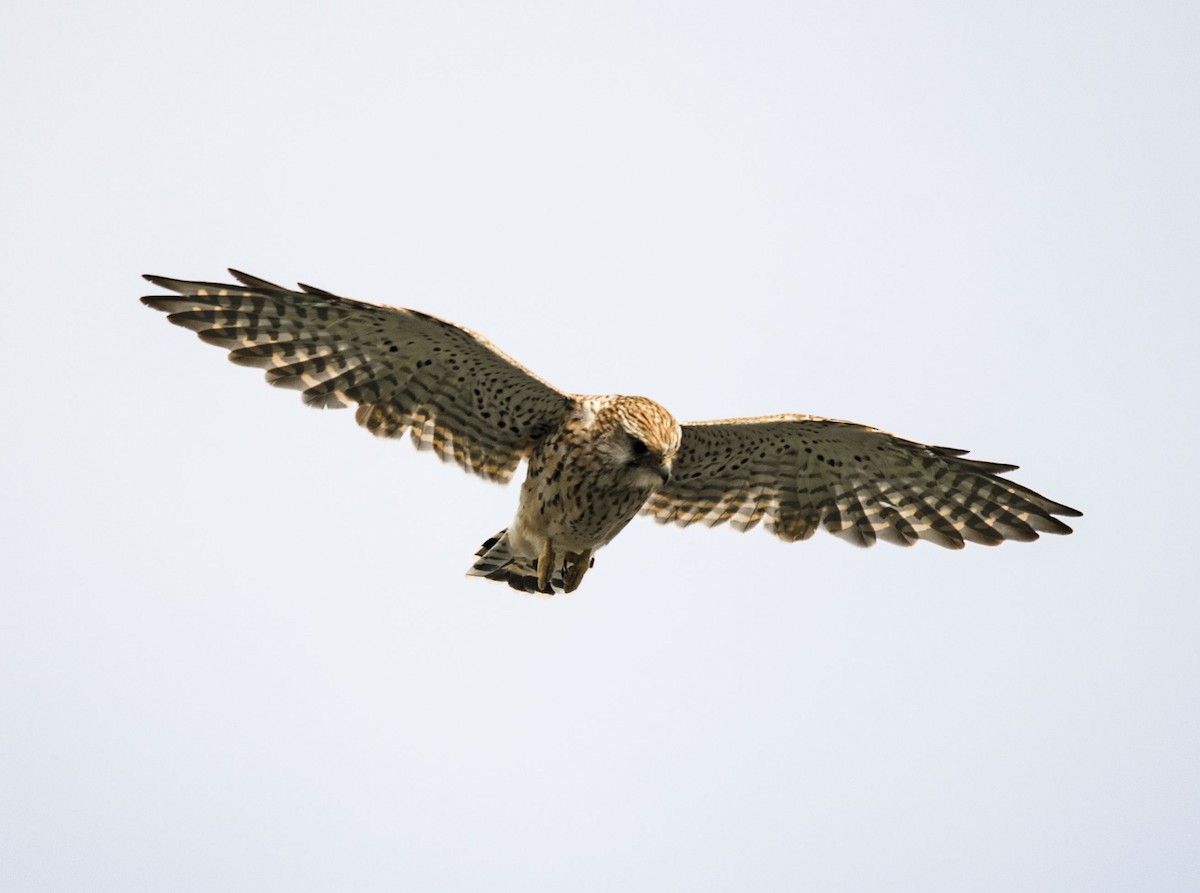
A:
538;540;556;593
562;548;593;593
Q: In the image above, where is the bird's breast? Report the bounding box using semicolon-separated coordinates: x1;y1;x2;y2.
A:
512;436;658;555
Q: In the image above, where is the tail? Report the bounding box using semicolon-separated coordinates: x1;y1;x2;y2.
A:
467;529;567;596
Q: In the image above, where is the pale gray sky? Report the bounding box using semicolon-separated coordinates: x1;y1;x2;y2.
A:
2;2;1197;891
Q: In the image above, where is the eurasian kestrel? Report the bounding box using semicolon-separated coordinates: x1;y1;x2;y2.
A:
142;270;1080;595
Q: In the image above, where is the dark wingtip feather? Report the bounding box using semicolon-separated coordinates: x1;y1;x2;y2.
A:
1045;517;1076;535
227;269;284;290
142;273;175;289
298;282;338;297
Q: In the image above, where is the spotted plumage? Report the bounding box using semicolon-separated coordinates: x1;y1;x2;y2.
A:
142;270;1081;595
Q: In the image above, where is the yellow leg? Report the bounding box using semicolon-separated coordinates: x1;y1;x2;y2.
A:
562;548;593;593
537;539;556;593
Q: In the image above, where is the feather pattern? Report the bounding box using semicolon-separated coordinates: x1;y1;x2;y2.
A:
643;415;1081;548
142;270;573;483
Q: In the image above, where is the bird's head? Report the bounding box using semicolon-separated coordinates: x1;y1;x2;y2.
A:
605;395;681;487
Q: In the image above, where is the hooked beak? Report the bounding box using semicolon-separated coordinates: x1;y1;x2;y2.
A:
633;450;672;486
656;457;672;485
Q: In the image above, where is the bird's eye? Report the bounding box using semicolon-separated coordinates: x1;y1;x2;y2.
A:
630;437;649;457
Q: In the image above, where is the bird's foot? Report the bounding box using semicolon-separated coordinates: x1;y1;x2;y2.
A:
562;549;593;593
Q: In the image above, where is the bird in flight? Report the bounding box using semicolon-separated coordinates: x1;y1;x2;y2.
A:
142;270;1080;595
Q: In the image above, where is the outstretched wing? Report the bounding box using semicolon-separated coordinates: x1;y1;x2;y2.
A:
643;414;1081;547
142;270;573;482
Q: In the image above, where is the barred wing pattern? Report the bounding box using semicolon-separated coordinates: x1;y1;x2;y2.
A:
142;270;573;482
643;415;1081;548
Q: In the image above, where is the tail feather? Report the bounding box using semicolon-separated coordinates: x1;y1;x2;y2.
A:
467;529;568;596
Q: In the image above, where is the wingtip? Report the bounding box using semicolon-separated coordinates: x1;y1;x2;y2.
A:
141;274;180;305
228;269;286;290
